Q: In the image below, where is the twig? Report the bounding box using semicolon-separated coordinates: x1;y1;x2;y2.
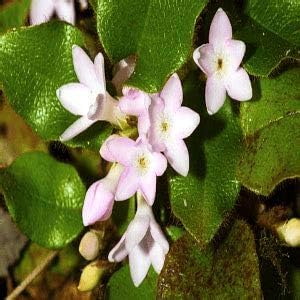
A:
6;250;58;300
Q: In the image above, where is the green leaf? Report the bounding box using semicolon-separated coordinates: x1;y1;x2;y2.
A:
94;0;208;92
234;0;300;76
0;21;112;151
0;0;30;34
107;265;157;300
157;220;262;298
0;152;85;249
238;69;300;195
169;73;242;246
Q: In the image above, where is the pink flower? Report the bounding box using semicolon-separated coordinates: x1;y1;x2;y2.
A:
193;8;252;115
56;45;125;141
108;194;169;287
30;0;87;25
103;136;167;205
118;87;151;135
148;74;200;176
82;164;124;226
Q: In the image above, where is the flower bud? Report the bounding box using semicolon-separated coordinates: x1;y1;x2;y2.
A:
77;261;104;292
276;218;300;247
79;231;100;261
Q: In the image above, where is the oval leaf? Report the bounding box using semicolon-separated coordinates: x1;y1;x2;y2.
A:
95;0;208;92
0;152;85;249
158;220;261;298
238;68;300;195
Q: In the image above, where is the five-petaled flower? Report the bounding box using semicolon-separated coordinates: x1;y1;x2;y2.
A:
108;193;169;287
193;8;252;115
30;0;88;25
148;74;200;176
103;135;167;205
56;45;125;141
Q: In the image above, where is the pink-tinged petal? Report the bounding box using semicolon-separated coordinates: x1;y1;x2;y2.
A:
164;139;189;176
149;242;165;273
108;234;128;262
55;0;75;25
56;83;94;116
60;116;95;142
128;240;151;287
125;216;150;252
72;45;101;92
137;113;151;135
225;68;252;101
119;88;150;116
139;172;157;205
152;152;167;176
209;8;232;46
160;73;183;111
193;44;216;76
150;221;169;253
99;134;120;162
107;137;136;166
94;52;106;95
30;0;55;25
82;180;114;226
115;168;139;201
112;56;136;95
174;107;200;139
225;39;246;71
205;75;226;115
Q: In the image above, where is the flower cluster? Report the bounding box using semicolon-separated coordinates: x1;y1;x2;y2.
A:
56;7;251;287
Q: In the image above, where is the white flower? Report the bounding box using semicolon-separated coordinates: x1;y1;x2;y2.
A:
193;8;252;115
30;0;88;25
108;194;169;286
56;45;125;142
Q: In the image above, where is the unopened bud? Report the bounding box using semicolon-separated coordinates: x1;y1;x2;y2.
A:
276;218;300;247
78;261;104;292
79;231;100;261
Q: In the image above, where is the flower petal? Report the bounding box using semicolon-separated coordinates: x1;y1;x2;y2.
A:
193;44;216;76
72;45;101;92
94;52;106;95
82;180;114;226
225;68;252;101
164;139;189;176
209;8;232;46
160;73;183;111
115;168;139;201
30;0;55;25
139;172;157;205
125;216;150;252
60;116;96;142
99;134;120;162
174;106;200;139
108;234;128;262
128;241;151;287
225;39;246;71
55;0;75;25
149;241;165;273
152;153;167;176
137;113;151;136
107;137;136;166
205;74;226;115
56;83;94;116
150;221;169;253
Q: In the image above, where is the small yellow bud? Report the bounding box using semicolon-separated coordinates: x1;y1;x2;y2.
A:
79;231;100;261
276;218;300;247
77;261;104;292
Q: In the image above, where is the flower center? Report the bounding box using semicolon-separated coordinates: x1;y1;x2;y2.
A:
217;58;223;70
160;121;169;132
135;152;150;175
